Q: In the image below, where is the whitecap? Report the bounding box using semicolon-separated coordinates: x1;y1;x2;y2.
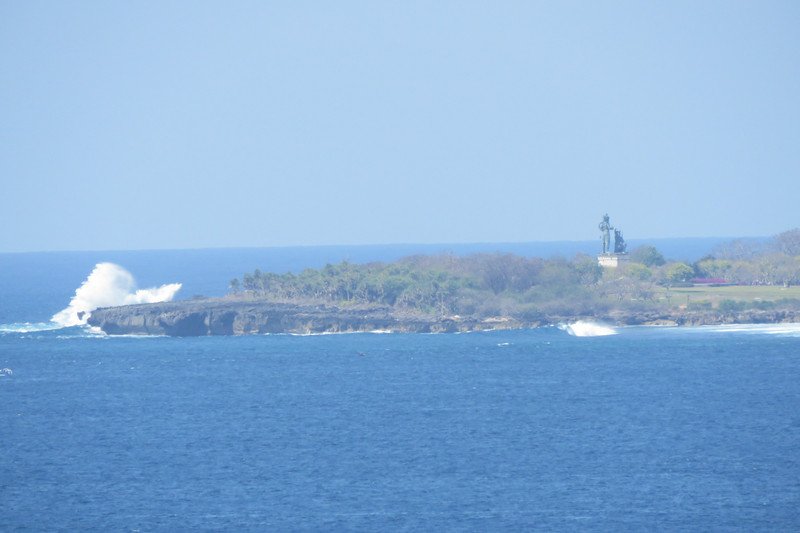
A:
560;320;617;337
0;322;61;334
691;323;800;337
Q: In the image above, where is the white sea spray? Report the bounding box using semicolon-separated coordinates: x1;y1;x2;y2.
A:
560;320;617;337
51;263;181;327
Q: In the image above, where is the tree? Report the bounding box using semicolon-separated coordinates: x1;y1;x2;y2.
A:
666;263;694;284
627;263;653;281
630;245;666;267
726;260;759;284
776;255;800;287
772;228;800;256
695;258;731;280
573;254;603;285
229;278;240;293
760;253;800;287
713;238;763;260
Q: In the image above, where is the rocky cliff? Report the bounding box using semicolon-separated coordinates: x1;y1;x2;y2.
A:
86;297;800;336
85;298;521;336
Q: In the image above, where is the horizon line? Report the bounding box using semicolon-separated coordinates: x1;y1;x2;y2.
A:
0;235;768;256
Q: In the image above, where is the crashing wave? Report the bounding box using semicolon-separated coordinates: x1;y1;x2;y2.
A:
560;320;617;337
51;263;181;327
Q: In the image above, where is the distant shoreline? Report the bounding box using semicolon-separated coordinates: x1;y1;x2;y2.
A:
87;298;800;337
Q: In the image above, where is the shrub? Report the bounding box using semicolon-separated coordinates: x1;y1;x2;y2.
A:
687;300;712;311
717;299;746;313
775;298;800;310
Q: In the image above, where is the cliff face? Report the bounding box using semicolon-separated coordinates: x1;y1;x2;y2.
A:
86;298;519;336
86;298;800;336
608;308;800;327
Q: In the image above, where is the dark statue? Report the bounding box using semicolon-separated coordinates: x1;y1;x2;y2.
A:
614;229;627;254
599;214;627;254
599;214;612;254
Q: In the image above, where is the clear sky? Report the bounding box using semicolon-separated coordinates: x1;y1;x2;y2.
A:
2;2;798;252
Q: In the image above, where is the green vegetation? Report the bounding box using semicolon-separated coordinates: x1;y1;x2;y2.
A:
666;263;694;283
630;245;666;267
228;228;800;319
230;253;607;318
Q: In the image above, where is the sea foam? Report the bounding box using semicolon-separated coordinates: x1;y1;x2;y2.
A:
691;323;800;337
561;320;617;337
0;322;62;334
51;263;181;327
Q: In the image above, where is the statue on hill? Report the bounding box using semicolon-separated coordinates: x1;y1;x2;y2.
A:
599;214;613;254
614;229;627;254
598;214;630;268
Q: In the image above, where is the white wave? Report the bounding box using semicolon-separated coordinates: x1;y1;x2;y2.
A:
690;323;800;337
51;263;181;327
286;329;394;336
560;320;617;337
0;322;61;333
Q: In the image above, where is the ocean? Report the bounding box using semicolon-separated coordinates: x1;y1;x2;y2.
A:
2;245;799;531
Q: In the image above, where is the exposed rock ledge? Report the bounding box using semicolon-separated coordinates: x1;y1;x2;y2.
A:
86;298;800;336
86;299;515;336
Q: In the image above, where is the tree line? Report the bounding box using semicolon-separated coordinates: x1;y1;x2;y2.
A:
228;228;800;318
229;252;605;318
611;228;800;288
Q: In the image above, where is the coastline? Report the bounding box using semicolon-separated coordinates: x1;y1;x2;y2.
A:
86;298;800;337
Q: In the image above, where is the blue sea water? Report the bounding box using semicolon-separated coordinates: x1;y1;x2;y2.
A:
1;246;799;531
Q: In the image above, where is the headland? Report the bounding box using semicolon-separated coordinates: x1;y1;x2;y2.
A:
86;224;800;336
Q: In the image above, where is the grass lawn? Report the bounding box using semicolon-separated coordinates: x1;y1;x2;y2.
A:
658;285;800;305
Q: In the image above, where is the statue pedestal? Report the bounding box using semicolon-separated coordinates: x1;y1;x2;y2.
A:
598;253;630;268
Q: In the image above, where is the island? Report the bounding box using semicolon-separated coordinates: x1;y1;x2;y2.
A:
87;227;800;336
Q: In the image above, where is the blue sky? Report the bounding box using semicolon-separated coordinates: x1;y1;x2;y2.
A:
2;2;798;252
